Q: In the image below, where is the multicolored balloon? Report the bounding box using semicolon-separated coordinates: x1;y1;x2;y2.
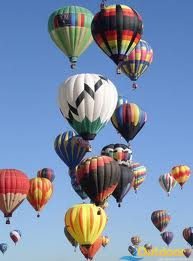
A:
27;177;53;217
130;163;147;193
0;243;8;255
111;102;147;143
131;236;141;247
54;132;91;168
101;143;132;165
112;164;134;206
0;169;30;224
77;156;121;206
118;40;153;89
37;168;55;182
64;203;107;246
48;6;93;68
161;232;174;246
183;227;193;247
64;226;78;250
171;165;191;189
151;210;171;232
10;230;21;245
59;74;118;140
159;173;177;196
183;248;192;258
91;4;143;68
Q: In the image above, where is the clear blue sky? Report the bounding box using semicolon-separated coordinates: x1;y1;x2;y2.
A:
0;0;193;260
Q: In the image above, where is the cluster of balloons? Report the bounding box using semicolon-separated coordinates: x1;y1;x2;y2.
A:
0;230;22;255
159;165;191;196
48;3;153;89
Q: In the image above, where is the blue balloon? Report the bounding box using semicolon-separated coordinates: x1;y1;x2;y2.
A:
0;243;8;254
70;169;88;200
54;132;91;169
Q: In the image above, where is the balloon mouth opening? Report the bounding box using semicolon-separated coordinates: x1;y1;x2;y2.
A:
81;244;91;249
80;133;96;141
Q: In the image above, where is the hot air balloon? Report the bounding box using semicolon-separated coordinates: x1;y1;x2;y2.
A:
91;4;143;71
0;243;8;255
48;6;93;68
54;132;91;169
159;173;177;196
37;168;55;182
118;40;153;89
161;232;174;246
112;164;134;206
144;243;152;252
111;102;147;143
80;236;108;260
64;226;78;251
151;210;171;232
128;245;137;256
171;165;191;189
131;236;141;247
101;143;132;165
27;177;53;217
130;163;147;193
64;203;107;246
102;236;110;247
10;230;21;245
70;168;88;200
183;227;193;247
0;169;30;224
59;73;118;140
183;248;192;258
77;155;121;206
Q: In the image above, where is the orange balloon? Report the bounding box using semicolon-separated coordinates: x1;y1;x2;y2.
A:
80;237;103;260
171;165;191;188
27;177;53;217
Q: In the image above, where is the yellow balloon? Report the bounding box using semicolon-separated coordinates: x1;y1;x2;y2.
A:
64;204;107;246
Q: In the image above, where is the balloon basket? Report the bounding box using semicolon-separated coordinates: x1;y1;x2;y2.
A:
6;218;10;225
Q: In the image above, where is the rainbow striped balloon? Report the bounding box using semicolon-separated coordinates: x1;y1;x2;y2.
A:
130;163;147;193
119;40;153;87
151;210;171;232
111;103;147;143
64;204;107;246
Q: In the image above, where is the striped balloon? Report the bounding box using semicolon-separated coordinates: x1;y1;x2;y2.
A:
102;236;110;247
64;203;107;246
111;103;147;143
183;227;193;247
54;132;91;169
130;163;147;193
37;168;55;182
77;156;121;206
27;177;53;217
48;6;93;68
118;40;153;88
159;173;177;196
171;165;191;189
0;169;30;224
101;143;133;165
91;5;143;67
161;231;174;246
131;236;141;247
151;210;171;232
64;226;78;250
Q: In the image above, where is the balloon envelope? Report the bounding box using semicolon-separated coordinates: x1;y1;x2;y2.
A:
59;74;118;140
37;168;55;182
161;232;174;246
0;169;30;224
48;6;94;68
64;203;107;246
151;210;171;232
91;4;143;66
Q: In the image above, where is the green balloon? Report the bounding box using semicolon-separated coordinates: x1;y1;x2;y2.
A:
48;6;93;68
